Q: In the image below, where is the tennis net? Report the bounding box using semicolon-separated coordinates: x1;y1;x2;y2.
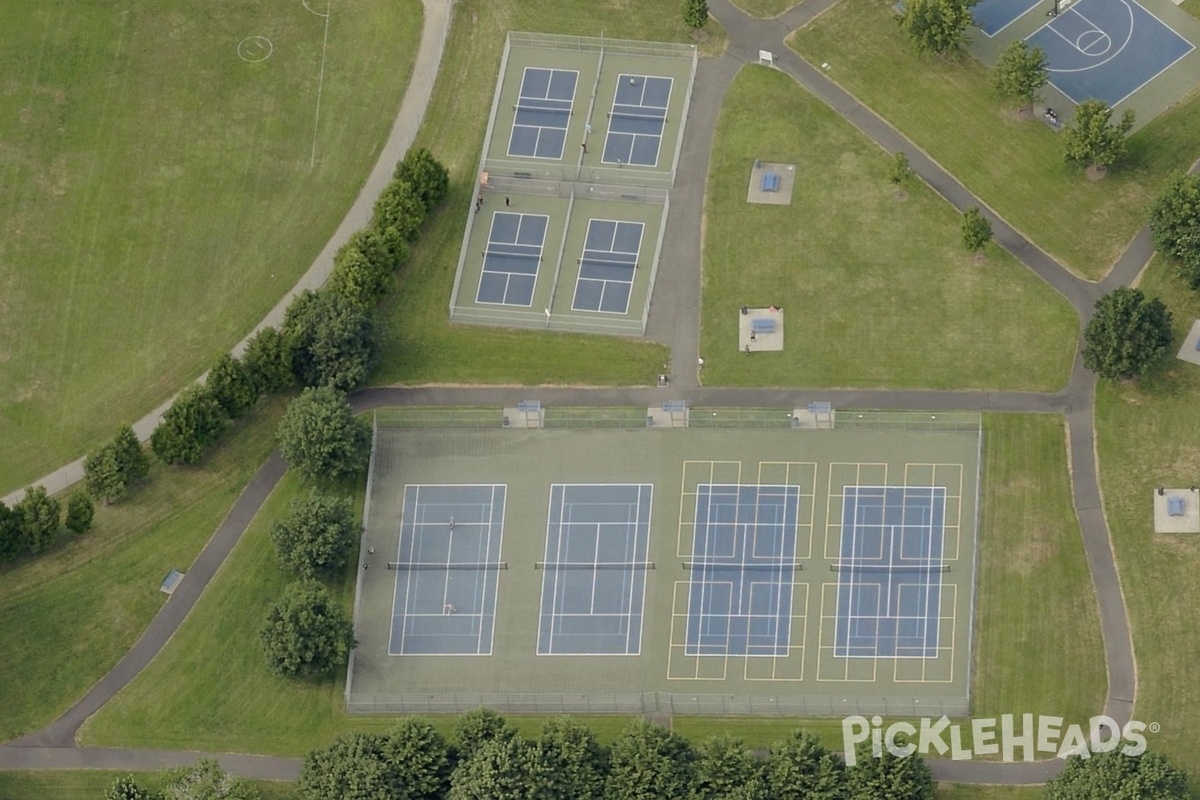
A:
387;561;509;571
534;561;655;570
579;256;637;269
682;561;804;571
514;100;572;113
830;562;949;573
608;110;667;122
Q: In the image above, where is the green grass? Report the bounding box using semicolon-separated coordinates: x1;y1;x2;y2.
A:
935;787;1042;800
789;0;1200;280
972;414;1106;725
0;397;286;742
0;771;295;799
731;0;797;18
0;0;422;495
370;0;731;387
1094;257;1200;774
701;67;1077;390
1184;0;1200;19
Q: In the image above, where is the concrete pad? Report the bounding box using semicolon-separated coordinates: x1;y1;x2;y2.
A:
1176;319;1200;366
1153;488;1200;533
747;161;796;205
791;408;836;429
502;408;544;428
646;407;689;427
738;306;785;353
160;568;184;596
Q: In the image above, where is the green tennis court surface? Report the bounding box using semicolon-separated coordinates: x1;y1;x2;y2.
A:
348;410;981;716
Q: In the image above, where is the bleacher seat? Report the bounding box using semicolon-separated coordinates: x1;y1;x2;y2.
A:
751;318;777;335
761;172;780;192
1168;496;1186;517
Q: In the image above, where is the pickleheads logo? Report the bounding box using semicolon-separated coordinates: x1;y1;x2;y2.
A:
841;715;1154;766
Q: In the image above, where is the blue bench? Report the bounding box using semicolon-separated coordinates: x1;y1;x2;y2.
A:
761;171;781;192
1195;337;1200;351
751;318;777;335
1168;495;1186;517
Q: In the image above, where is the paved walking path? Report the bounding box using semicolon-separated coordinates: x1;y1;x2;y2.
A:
0;0;1157;788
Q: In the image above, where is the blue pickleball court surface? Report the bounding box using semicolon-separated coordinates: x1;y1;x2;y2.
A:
602;74;673;167
536;484;653;655
388;484;507;656
571;219;644;314
475;212;548;307
834;486;945;659
1027;0;1194;106
507;67;578;160
685;485;801;657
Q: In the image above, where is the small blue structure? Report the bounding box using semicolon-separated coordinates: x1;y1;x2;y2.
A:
761;171;781;192
160;568;184;596
517;400;541;413
1168;496;1186;517
751;318;777;335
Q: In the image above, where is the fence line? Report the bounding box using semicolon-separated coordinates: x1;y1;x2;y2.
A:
508;31;697;60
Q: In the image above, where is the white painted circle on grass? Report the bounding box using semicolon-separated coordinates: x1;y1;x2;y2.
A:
237;36;274;63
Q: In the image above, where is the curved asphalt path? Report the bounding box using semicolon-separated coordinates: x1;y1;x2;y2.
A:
0;0;1153;787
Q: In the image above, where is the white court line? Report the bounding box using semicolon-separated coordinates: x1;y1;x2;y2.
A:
309;0;332;168
1036;0;1133;74
979;0;1043;39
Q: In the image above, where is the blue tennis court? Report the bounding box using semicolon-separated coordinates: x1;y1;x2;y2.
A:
476;212;548;307
507;67;578;160
536;484;653;655
975;0;1043;37
834;486;945;659
571;219;644;314
685;485;801;657
388;484;507;656
1027;0;1194;106
602;74;672;167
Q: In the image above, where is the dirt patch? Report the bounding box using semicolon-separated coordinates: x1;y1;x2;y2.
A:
1085;164;1108;181
892;189;908;201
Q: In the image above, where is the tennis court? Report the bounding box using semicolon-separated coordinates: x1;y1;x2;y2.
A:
536;484;653;656
602;75;673;167
350;411;981;716
975;0;1043;38
571;219;644;314
388;485;507;656
476;212;549;307
507;68;578;160
833;487;945;659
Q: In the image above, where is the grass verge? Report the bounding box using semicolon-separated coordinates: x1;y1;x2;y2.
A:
371;0;730;386
701;67;1077;390
0;398;286;742
0;0;421;493
0;771;294;799
789;0;1200;280
1094;257;1200;774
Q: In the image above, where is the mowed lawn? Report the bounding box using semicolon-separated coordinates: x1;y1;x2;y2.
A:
370;0;726;386
789;0;1200;280
0;0;420;494
700;67;1077;390
1094;258;1200;773
0;398;286;742
971;414;1105;727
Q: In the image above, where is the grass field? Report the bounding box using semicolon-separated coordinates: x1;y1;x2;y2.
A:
0;398;286;742
1094;257;1200;774
971;414;1105;725
789;0;1200;280
700;67;1077;390
0;0;421;495
0;771;295;800
370;0;728;387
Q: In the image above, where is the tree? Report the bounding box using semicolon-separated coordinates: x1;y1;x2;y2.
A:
683;0;709;29
65;491;95;534
277;387;372;483
162;759;261;800
107;774;161;800
393;148;450;213
961;206;993;252
298;732;398;800
1083;287;1174;381
1149;171;1200;290
260;580;355;678
1044;749;1189;799
991;40;1048;112
241;326;295;396
206;353;258;419
528;717;608;800
282;289;378;392
1062;99;1136;173
372;179;427;250
85;442;127;505
763;730;846;800
328;232;400;309
448;735;536;800
691;734;766;800
113;424;150;485
898;0;976;58
150;385;230;465
383;718;453;800
270;493;358;579
0;502;22;563
606;720;696;800
845;736;933;800
455;708;519;763
15;485;61;555
889;152;913;187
